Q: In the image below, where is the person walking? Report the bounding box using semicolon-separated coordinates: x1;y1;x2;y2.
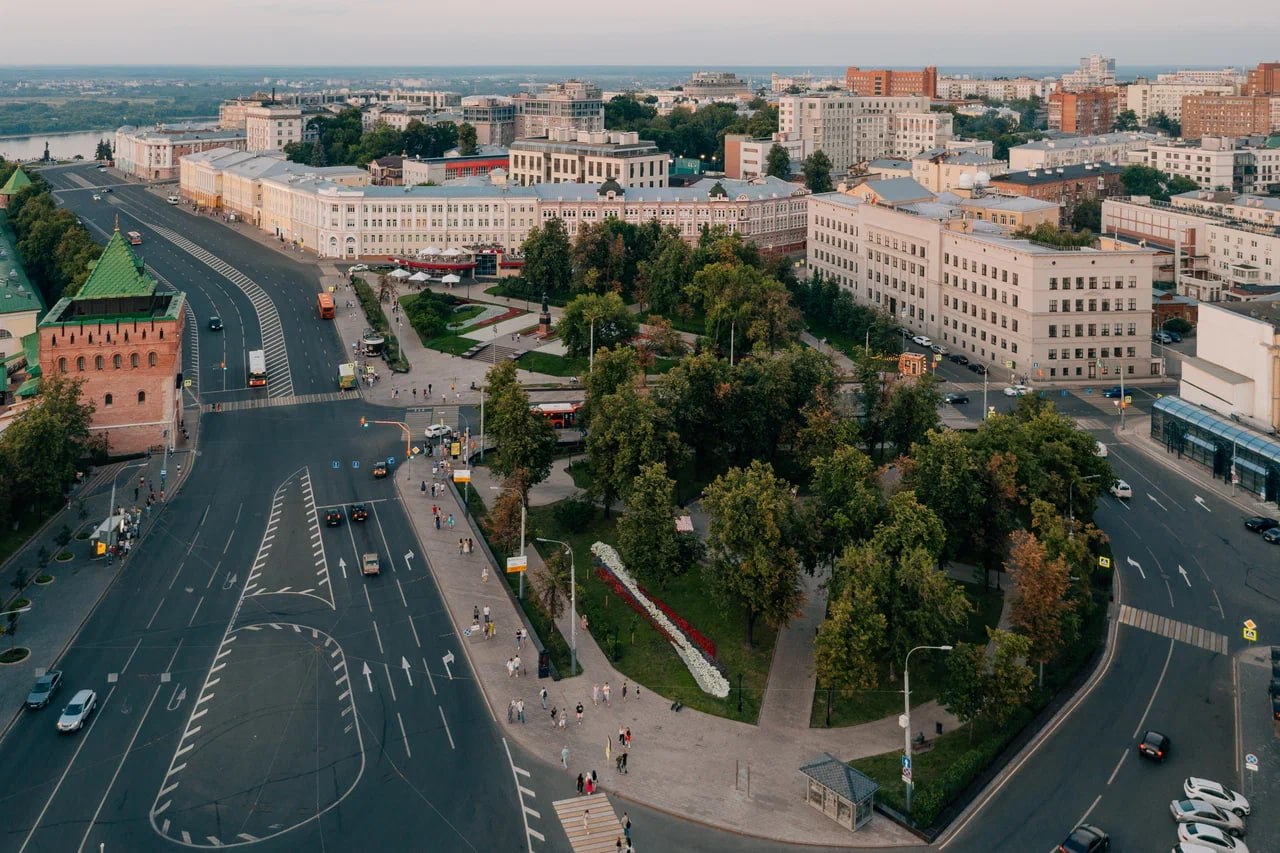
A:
602;682;611;707
507;700;515;723
625;728;632;749
616;753;624;773
576;702;584;725
551;706;558;727
592;683;600;707
513;654;522;677
516;698;526;724
623;813;632;842
481;565;489;584
622;681;628;702
618;725;625;748
540;686;548;710
516;630;524;650
620;751;628;774
583;809;591;835
483;605;491;624
584;776;594;795
576;773;584;795
506;658;515;678
561;745;570;769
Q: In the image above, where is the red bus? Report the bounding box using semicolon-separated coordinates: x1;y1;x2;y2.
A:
317;292;335;319
530;402;582;429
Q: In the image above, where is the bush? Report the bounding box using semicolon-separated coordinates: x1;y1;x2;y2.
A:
1164;317;1192;334
352;278;389;334
403;291;459;341
552;495;597;533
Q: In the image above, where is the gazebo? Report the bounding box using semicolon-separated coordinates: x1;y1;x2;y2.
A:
441;273;461;284
409;271;430;282
389;268;411;280
799;753;879;831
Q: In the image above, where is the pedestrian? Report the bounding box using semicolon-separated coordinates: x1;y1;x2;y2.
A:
551;706;558;726
483;605;491;623
516;630;523;650
134;486;139;501
506;658;515;678
507;700;515;723
412;387;417;399
576;773;584;794
620;751;628;774
160;489;165;502
606;738;612;764
583;809;591;834
618;725;625;748
517;699;526;723
447;513;454;529
584;776;594;795
421;480;426;494
576;702;584;724
591;769;598;790
481;565;489;584
428;383;433;397
468;537;475;554
559;712;567;730
473;605;480;624
488;620;496;639
514;654;522;677
435;514;441;530
592;683;600;707
561;745;570;769
625;727;631;749
616;753;624;772
622;681;628;702
540;686;548;710
458;538;464;554
603;682;611;707
623;813;631;841
616;839;623;853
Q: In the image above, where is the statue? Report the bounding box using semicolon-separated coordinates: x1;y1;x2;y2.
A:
539;290;552;335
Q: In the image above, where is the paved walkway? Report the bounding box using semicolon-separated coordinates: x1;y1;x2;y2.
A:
757;568;825;731
801;331;859;375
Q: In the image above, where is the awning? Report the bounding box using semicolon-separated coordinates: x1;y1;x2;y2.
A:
442;273;461;283
389;268;411;279
409;271;430;281
15;376;39;398
1184;434;1218;452
1234;456;1270;477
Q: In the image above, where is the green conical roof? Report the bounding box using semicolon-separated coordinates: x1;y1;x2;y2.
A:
0;167;32;197
78;226;158;299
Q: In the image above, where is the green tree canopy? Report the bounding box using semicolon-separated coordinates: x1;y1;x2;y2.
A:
802;151;834;193
586;385;683;517
635;227;692;315
765;144;791;178
0;376;100;515
559;292;639;359
1120;164;1199;202
456;122;478;155
808;445;885;568
581;345;641;430
814;575;887;694
617;462;683;589
484;361;556;503
519;218;573;299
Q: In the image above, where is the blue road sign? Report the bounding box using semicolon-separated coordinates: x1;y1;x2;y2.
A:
387;456;396;466
902;755;911;770
352;460;360;469
332;461;340;469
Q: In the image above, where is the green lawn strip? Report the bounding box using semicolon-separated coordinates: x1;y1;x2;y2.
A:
446;304;486;328
424;333;477;355
0;513;47;569
519;351;590;378
811;583;1004;728
526;502;775;724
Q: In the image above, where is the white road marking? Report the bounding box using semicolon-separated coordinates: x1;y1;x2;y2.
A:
423;656;437;696
373;620;384;655
1132;639;1176;738
396;577;408;607
1126;556;1145;580
439;706;455;750
503;738;537;853
397;712;411;758
146;596;167;629
188;595;204;627
121;637;143;674
407;613;421;648
383;662;397;702
77;683;165;853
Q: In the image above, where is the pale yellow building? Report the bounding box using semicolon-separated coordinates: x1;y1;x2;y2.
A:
508;129;668;189
246;104;304;153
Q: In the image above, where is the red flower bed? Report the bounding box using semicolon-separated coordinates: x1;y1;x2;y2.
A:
635;580;717;659
594;566;677;645
593;560;718;661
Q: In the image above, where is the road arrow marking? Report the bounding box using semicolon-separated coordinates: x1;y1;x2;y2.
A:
1178;565;1191;587
338;557;347;579
361;662;373;692
442;650;455;680
401;656;414;687
1127;557;1146;580
1147;494;1167;511
1195;496;1211;512
404;550;415;568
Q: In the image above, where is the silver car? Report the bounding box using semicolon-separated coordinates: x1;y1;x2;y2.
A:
56;689;97;733
1170;799;1245;837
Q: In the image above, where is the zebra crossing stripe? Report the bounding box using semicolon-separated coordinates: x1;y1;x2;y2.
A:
1118;605;1227;654
202;391;359;413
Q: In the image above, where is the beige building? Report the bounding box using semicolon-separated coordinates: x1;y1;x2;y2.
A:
178;148;367;222
777;93;952;174
937;76;1050;101
508;129;668;189
245;104;304;153
1061;55;1117;91
1141;137;1280;194
114;125;247;181
1008;132;1160;171
723;133;814;180
808;181;1157;384
1123;81;1236;123
513;81;605;139
362;104;435;132
461;97;517;147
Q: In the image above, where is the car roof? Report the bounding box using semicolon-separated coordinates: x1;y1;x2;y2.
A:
68;688;93;702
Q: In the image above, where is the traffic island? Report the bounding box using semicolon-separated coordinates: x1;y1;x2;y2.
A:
0;648;30;665
34;575;53;586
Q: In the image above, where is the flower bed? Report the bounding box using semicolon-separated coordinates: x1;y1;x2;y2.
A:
592;542;730;698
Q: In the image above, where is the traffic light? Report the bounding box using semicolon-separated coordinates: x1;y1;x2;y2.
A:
360;416;367;428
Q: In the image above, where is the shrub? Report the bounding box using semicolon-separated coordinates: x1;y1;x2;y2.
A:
552;495;597;533
404;291;459;340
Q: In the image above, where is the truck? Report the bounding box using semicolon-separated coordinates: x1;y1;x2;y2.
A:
338;362;356;390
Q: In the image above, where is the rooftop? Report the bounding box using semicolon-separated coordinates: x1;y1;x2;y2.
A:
0;166;33;199
993;162;1125;185
77;227;158;299
1012;132;1160;152
0;211;45;316
859;177;934;204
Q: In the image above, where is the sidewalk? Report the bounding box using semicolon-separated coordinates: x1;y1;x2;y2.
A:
396;470;929;847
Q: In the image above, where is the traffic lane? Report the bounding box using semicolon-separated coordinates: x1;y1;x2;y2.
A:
943;628;1174;853
1237;647;1280;852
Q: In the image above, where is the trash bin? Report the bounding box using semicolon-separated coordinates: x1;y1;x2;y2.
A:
538;651;550;679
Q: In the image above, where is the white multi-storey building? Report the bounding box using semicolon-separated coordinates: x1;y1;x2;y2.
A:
723;133;814;180
245;104;304;153
808;182;1159;384
512;81;605;139
114;125;247;181
937;76;1051;101
1008;132;1161;171
1061;54;1117;91
777;93;952;174
508;129;668;189
1142;137;1280;195
1123;82;1237;123
1155;68;1246;88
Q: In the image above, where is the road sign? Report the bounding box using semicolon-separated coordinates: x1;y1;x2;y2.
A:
507;555;528;574
1246;753;1259;766
1246;762;1259;772
1098;556;1112;569
901;755;912;771
1244;627;1258;642
352;461;360;469
453;468;472;484
183;378;193;387
898;714;908;729
387;456;396;466
1033;362;1039;369
412;446;421;455
901;768;912;784
1124;395;1133;405
1244;619;1257;630
332;461;340;469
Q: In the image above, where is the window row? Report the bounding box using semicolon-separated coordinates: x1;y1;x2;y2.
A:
58;352;159;372
102;391;147;406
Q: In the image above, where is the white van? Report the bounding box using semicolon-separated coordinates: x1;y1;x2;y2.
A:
1095;441;1108;458
166;195;179;205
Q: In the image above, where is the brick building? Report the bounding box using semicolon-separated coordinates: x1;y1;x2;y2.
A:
1181;95;1280;138
37;226;185;455
1245;62;1280;96
1048;89;1119;135
987;162;1125;227
845;66;938;98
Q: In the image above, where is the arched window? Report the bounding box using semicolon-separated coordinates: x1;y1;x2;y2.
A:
104;393;113;407
137;390;146;404
159;330;165;340
95;355;104;370
76;357;85;372
113;354;122;369
130;353;139;368
0;329;14;340
58;357;67;373
148;352;157;367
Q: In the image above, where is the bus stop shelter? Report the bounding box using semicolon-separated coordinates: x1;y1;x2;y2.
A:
800;753;879;831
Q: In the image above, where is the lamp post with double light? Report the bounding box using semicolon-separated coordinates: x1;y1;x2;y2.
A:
904;644;952;813
536;537;576;677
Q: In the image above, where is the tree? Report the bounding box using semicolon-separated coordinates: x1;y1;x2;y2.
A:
0;376;99;514
884;377;942;456
941;629;1034;739
456;122;478;155
809;445;885;569
484;361;556;503
1012;222;1095;247
652;351;734;476
986;629;1035;727
1120;164;1199;202
617;462;682;589
814;576;887;694
586;386;681;517
636;228;692;315
765;144;791;179
559;293;639;359
536;548;571;622
1113;109;1139;131
802;151;834;194
905;429;982;563
485;475;527;555
1005;530;1074;685
1150;110;1181;137
701;460;802;646
939;641;987;740
519;218;573;298
1071;198;1102;233
309;140;328;167
582;345;641;431
94;139;113;161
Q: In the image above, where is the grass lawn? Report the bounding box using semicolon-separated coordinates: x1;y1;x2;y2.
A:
526;499;777;724
424;333;477;355
520;351;590;378
810;582;1004;728
0;513;48;570
447;305;486;328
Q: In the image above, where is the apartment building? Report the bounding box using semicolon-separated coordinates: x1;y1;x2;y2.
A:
770;72;843;93
1008;132;1159;171
1124;81;1236;123
512;81;605;139
507;129;667;189
1245;62;1280;96
988;162;1125;226
937;76;1049;101
114;125;247;181
1143;137;1280;194
684;71;750;98
245;104;303;153
461;97;517;147
1156;69;1245;88
845;67;938;98
723;133;813;180
1049;89;1119;135
1182;95;1280;138
401;153;511;186
392;90;462;110
1061;55;1117;91
808;183;1157;384
219;97;265;131
777;93;952;174
179;148;367;217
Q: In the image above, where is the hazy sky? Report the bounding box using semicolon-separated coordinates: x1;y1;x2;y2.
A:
7;0;1280;67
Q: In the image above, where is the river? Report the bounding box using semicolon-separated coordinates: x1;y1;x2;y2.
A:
0;129;114;162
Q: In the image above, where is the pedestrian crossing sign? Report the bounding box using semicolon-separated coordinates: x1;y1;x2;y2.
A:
1244;619;1258;641
1098;556;1112;569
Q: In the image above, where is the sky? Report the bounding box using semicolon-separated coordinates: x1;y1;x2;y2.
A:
6;0;1280;67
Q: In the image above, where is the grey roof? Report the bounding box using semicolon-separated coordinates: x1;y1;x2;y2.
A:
902;201;961;218
811;191;865;210
960;194;1060;213
799;754;879;802
862;177;933;203
0;211;45;316
1182;354;1252;385
1012;132;1159;152
1209;297;1280;329
868;158;911;171
993;162;1125;185
510;136;660;157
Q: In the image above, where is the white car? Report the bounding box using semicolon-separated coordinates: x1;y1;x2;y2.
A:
1178;823;1249;852
1169;799;1245;837
1184;778;1251;817
1003;384;1031;397
56;689;97;733
1095;441;1108;458
350;263;369;272
166;195;179;205
92;194;102;201
424;424;453;439
911;335;933;347
1110;479;1132;499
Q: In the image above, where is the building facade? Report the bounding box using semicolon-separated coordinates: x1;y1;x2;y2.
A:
988;162;1125;226
1049;89;1119;135
1142;137;1280;194
777;93;951;174
245;104;304;153
36;228;185;455
723;133;813;180
1245;62;1280;96
507;129;668;189
937;76;1049;101
1182;95;1280;139
1008;132;1159;170
115;126;248;181
461;97;517;147
1178;300;1280;432
178;148;368;216
512;81;605;139
684;72;750;98
845;67;938;98
1123;82;1236;123
1061;55;1117;91
401;153;511;186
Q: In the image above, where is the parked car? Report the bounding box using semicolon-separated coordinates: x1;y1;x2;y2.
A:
92;194;101;201
25;671;62;709
1245;516;1280;533
350;503;369;522
1154;331;1175;344
56;689;98;733
1169;799;1245;837
1103;386;1124;399
1057;823;1110;853
350;263;369;272
930;344;948;355
325;508;343;527
1176;823;1249;852
1264;527;1280;544
1168;331;1183;343
1184;778;1251;817
911;335;933;347
1003;384;1031;397
208;316;223;331
948;353;970;365
372;461;389;479
1138;729;1171;761
1110;479;1133;499
967;363;988;375
166;195;179;205
944;392;970;405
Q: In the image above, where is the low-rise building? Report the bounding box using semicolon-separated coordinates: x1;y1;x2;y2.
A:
900;147;1009;193
1008;132;1159;171
988;162;1126;226
723;133;813;180
36;227;185;454
178;148;367;219
685;71;750;98
368;156;404;186
115;125;247;181
507;129;668;189
401;152;511;186
1178;299;1280;432
0;167;32;210
245;104;303;153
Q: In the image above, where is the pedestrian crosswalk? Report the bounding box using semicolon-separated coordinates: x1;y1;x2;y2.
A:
202;391;359;413
404;406;463;435
1117;605;1229;654
553;793;626;852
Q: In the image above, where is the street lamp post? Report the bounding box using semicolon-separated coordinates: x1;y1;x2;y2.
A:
490;486;526;599
983;370;989;420
536;537;577;677
1068;474;1102;536
904;644;953;813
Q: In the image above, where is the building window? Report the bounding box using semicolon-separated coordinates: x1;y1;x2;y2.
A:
77;357;85;372
113;354;122;369
95;356;104;370
104;393;113;407
130;353;140;368
137;391;146;404
58;357;67;373
149;352;157;367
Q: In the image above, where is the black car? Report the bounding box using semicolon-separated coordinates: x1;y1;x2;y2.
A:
1058;823;1109;853
1137;729;1170;761
944;392;970;405
350;503;369;522
208;316;223;331
967;363;988;375
947;353;970;365
25;670;62;709
372;462;389;479
325;508;343;527
1245;516;1280;533
1273;694;1280;721
1102;386;1123;399
1168;331;1182;343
